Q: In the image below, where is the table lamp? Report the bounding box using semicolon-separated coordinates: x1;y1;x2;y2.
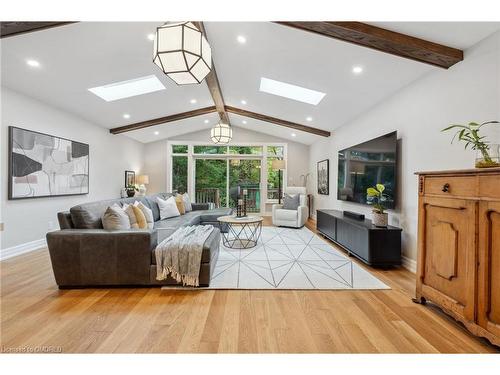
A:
136;175;149;196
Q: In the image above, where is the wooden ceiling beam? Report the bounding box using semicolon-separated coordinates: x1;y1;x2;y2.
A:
225;106;331;137
275;21;463;69
109;106;217;135
192;21;230;124
0;22;77;38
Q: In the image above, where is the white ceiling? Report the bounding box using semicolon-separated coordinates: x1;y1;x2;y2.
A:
1;21;499;145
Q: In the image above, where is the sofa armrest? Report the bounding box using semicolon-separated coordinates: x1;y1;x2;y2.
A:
46;229;157;286
192;203;210;211
298;205;309;227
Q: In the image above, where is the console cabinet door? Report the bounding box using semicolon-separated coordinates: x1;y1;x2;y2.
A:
419;196;477;322
317;211;336;240
478;201;500;340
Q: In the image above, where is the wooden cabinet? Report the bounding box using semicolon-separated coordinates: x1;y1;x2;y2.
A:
416;168;500;347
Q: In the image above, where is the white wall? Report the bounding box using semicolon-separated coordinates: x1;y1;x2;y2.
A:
1;88;145;251
308;30;500;268
143;126;311;193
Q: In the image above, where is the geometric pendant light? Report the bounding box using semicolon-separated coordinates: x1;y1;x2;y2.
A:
153;22;212;85
210;121;233;144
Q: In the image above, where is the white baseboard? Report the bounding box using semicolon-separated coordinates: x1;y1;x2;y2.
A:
402;255;417;273
0;238;47;261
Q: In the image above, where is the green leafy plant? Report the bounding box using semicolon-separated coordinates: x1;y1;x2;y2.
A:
441;121;499;167
126;184;138;191
366;184;387;214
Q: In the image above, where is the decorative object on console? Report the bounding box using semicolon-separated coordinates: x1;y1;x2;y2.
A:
414;168;500;346
152;22;212;85
343;211;365;220
210;121;233;144
367;183;389;227
125;170;135;187
126;184;137;197
442;120;499;168
136;174;149;196
271;159;286;203
8;126;89;199
317;159;329;195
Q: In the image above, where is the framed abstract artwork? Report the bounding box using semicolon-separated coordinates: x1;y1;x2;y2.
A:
8;126;89;200
317;159;329;195
125;170;135;187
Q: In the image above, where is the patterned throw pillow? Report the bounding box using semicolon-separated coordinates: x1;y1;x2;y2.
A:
182;193;192;212
132;205;147;229
175;194;186;215
283;194;300;210
124;205;139;229
134;201;154;229
102;204;131;230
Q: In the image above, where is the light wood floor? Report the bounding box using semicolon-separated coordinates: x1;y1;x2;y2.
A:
1;218;498;353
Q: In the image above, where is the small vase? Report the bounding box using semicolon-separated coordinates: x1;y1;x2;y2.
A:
475;144;500;168
372;212;388;227
126;189;135;198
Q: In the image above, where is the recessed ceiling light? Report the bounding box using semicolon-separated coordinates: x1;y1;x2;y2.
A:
259;77;326;105
204;119;210;124
237;35;247;44
190;99;197;104
306;116;313;122
291;133;297;137
88;75;165;102
154;131;160;135
26;59;40;68
147;33;155;41
240;99;247;105
242;120;247;124
352;66;364;74
123;113;131;119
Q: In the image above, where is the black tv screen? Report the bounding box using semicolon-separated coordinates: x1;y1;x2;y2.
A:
337;132;397;209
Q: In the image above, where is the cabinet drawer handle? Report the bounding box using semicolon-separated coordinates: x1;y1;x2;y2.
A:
442;183;450;193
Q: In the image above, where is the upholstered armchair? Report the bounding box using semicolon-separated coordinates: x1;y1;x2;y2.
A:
272;187;308;228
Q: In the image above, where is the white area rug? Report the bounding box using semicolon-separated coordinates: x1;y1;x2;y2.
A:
208;226;390;290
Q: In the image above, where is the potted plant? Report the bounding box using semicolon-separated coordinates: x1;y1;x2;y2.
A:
126;184;137;198
442;121;500;168
367;184;388;227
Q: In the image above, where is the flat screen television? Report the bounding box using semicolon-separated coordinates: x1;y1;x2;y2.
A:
337;131;397;209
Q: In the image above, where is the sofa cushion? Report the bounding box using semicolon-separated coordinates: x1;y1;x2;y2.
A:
152;226;220;265
275;209;298;221
153;211;201;230
199;207;233;223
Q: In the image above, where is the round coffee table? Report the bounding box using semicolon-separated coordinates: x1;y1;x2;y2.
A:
217;215;263;249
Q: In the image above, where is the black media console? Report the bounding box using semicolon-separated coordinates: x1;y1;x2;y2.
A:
316;209;402;267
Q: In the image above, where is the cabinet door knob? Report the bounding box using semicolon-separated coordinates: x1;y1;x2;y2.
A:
442;183;450;192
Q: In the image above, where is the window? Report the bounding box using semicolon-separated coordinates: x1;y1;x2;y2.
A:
228;146;262;155
193;145;227;154
172;156;188;193
172;145;188;154
267;146;284;200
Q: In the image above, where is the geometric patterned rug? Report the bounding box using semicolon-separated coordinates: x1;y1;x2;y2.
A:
208;226;390;290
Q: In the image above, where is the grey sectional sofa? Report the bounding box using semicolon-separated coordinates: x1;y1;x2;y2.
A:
46;193;232;288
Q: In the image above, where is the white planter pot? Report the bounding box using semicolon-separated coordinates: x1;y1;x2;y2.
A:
372;212;388;227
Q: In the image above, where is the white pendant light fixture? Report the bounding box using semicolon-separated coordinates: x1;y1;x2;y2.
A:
153;22;212;85
210;122;233;144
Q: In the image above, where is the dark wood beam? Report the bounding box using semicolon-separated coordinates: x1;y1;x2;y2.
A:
0;22;77;38
109;106;217;135
192;21;230;124
225;106;331;137
275;22;463;69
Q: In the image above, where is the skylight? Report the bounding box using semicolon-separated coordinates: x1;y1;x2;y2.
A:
88;75;166;102
259;77;326;105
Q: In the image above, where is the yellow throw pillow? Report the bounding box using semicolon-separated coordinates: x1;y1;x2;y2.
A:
175;194;186;215
132;205;147;229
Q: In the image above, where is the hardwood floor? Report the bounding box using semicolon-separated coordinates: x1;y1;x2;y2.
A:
1;219;498;353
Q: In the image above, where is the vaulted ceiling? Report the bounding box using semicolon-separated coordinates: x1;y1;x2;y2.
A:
1;21;499;145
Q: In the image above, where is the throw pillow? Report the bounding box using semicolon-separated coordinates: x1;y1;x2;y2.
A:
283;194;300;210
134;201;154;229
175;194;186;215
182;192;192;212
157;196;180;220
102;205;131;230
124;205;139;229
132;205;148;229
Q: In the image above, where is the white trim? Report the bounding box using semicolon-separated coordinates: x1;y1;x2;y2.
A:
0;238;47;261
402;255;417;273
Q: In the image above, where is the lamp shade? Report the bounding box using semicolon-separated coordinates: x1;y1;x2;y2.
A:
137;175;149;185
210;122;232;144
153;22;212;85
271;159;286;170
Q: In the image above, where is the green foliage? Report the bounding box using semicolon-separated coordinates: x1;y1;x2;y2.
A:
442;121;499;163
366;183;387;213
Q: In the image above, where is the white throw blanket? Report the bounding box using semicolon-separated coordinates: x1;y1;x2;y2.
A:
155;225;214;287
